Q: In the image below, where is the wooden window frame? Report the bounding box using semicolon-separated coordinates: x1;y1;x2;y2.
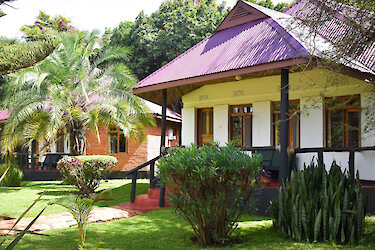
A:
325;95;361;148
108;126;128;154
272;100;300;149
55;133;65;153
229;104;253;147
197;108;213;146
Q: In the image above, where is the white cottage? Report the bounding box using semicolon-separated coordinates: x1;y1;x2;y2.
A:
133;0;375;183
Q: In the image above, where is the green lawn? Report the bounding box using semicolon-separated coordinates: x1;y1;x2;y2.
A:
2;209;375;249
1;181;375;249
0;180;149;218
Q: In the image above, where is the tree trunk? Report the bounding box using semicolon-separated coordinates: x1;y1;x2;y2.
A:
68;119;86;156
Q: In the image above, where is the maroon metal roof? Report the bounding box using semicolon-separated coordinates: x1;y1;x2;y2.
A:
133;0;374;92
134;15;309;90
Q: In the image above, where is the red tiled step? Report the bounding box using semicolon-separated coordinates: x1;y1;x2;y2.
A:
118;188;171;212
147;187;170;199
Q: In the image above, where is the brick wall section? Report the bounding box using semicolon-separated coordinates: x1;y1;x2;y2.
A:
85;118;180;171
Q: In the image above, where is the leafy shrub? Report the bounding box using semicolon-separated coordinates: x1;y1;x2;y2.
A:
158;142;261;246
0;158;23;187
57;155;117;196
271;161;366;244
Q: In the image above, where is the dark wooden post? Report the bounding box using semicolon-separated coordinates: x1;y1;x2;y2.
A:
130;170;138;203
318;150;324;168
160;89;167;154
349;150;355;178
279;68;289;186
150;161;155;186
159;89;167;208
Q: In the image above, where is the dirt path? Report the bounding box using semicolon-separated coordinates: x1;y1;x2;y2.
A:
0;206;143;236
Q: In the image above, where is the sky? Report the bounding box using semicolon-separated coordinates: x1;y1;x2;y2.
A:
0;0;286;39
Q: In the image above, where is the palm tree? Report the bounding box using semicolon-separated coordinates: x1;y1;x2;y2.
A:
1;31;153;155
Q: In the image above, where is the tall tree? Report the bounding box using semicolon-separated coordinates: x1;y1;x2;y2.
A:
20;11;76;41
0;0;14;17
248;0;291;11
0;11;77;75
109;0;230;80
1;31;153;155
0;37;56;76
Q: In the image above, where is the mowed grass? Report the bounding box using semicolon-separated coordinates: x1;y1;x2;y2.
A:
0;180;149;218
2;209;375;249
1;181;375;249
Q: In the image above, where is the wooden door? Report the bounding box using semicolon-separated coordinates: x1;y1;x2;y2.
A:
197;108;213;146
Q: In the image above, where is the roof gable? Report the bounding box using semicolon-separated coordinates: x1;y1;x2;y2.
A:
133;0;374;95
216;0;268;32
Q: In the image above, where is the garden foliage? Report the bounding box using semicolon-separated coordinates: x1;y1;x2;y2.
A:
158;142;261;246
272;161;366;244
0;158;23;187
57;155;117;196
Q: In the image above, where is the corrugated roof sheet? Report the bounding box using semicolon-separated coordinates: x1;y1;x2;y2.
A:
135;14;309;89
133;0;374;91
284;0;375;72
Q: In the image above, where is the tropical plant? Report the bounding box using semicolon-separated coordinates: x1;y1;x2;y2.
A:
54;194;101;249
1;31;154;156
0;157;23;187
0;36;57;76
57;155;117;196
158;142;261;246
271;161;366;244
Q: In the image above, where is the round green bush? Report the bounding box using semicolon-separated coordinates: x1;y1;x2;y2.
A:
57;155;117;196
158;142;261;246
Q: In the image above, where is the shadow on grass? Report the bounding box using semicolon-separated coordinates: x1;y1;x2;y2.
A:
41;190;73;197
96;182;149;207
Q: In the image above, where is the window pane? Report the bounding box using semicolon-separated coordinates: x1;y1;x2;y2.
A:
244;116;252;147
243;106;252;113
232;107;240;114
109;133;118;153
348;111;359;147
291;115;299;148
109;127;117;131
274;114;280;145
274;103;281;112
231;116;242;147
329;110;344;147
56;137;64;152
201;112;207;134
119;134;126;152
209;110;213;134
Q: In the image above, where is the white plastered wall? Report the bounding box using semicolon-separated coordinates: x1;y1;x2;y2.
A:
213;105;228;145
297;96;324;169
181;107;196;146
252;101;271;146
355;92;375;180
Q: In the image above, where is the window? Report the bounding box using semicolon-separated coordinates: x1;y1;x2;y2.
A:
272;101;300;148
108;126;127;153
55;133;65;152
229;104;252;147
197;108;213;146
325;95;360;148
